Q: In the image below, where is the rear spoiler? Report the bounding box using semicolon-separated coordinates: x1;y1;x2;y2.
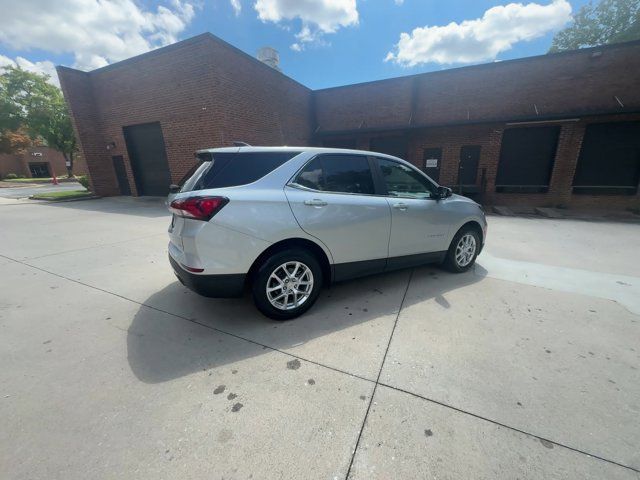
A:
195;151;214;162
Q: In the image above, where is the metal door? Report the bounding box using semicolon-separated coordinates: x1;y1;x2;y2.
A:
123;122;171;196
111;155;131;195
458;146;480;193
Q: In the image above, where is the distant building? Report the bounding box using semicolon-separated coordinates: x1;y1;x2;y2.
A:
58;33;640;209
0;146;87;179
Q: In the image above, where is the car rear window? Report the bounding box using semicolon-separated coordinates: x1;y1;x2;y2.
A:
180;151;300;192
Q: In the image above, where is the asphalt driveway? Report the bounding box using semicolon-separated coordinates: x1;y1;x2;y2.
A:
1;197;639;479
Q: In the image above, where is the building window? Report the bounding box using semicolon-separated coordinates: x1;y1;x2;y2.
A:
572;122;640;195
495;126;560;193
29;162;50;178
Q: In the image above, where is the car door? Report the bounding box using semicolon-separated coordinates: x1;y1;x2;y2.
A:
374;157;451;266
285;154;391;280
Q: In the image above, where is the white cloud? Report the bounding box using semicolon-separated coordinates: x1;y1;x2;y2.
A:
230;0;242;16
254;0;358;50
385;0;572;66
0;54;59;87
0;0;196;71
395;0;404;5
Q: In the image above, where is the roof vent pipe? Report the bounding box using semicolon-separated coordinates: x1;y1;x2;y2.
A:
257;47;281;72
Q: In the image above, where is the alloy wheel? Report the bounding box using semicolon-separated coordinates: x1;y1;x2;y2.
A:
266;261;314;310
455;233;477;267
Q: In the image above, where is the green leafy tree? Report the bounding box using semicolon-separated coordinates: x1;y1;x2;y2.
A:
550;0;640;52
0;66;78;176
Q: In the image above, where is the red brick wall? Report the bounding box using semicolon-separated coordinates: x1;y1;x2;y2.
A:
59;34;312;196
0;153;23;178
315;76;414;132
0;147;87;179
316;41;640;131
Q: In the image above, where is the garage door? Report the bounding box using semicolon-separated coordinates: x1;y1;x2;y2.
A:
496;126;560;193
123;122;171;196
370;136;408;160
573;122;640;195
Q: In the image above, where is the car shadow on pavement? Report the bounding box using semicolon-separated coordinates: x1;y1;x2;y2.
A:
127;263;485;383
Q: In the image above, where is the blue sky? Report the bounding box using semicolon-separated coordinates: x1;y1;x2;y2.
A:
0;0;590;89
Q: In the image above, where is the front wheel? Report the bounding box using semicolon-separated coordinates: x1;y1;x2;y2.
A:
443;227;481;273
252;249;323;320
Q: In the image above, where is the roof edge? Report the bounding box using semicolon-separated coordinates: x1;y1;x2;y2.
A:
81;32;310;91
314;109;640;136
314;39;640;93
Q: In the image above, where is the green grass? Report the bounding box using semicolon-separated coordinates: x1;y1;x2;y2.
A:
2;176;70;183
31;190;93;201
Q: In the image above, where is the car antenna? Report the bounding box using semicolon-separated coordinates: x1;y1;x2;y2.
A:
233;141;251;147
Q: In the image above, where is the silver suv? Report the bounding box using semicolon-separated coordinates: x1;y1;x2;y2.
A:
168;147;487;319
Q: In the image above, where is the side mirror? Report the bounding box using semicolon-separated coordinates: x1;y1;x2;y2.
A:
433;186;452;199
169;184;180;194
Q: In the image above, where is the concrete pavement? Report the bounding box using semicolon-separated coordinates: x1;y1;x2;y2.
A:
1;198;638;479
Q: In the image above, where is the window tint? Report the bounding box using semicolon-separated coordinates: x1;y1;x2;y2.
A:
181;151;300;192
293;154;375;195
377;158;435;199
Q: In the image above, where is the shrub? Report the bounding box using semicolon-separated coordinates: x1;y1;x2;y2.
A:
5;173;18;179
76;175;91;190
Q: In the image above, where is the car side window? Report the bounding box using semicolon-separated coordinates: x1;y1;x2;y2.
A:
293;154;375;195
377;158;436;199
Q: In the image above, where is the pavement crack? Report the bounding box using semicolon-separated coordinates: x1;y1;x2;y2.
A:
376;382;640;475
344;268;414;480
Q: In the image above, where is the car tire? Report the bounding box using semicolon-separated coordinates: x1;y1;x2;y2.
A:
252;249;323;320
443;226;481;273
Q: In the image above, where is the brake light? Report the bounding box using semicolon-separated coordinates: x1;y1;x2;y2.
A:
169;196;229;221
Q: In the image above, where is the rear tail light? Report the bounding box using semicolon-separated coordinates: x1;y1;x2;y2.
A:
169;196;229;221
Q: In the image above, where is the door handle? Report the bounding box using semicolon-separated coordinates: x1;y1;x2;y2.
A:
304;199;328;207
393;202;408;211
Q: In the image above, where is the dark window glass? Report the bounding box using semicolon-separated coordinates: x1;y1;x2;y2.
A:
573;122;640;195
28;162;50;178
370;136;408;160
322;138;357;149
181;151;300;192
496;126;560;193
293;154;375;194
378;158;435;199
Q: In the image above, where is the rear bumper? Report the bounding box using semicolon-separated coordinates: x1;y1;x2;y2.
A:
169;254;245;298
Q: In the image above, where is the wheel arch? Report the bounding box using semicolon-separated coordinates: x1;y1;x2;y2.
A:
451;220;485;252
247;238;333;287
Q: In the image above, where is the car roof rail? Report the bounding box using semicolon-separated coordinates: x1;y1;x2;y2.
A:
233;141;251;147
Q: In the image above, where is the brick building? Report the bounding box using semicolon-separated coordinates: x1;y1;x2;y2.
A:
57;33;640;209
0;146;87;179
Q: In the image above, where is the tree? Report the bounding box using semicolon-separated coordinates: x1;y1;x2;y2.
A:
549;0;640;52
0;66;78;176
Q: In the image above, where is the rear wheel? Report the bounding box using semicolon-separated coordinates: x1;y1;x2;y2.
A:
252;249;323;320
443;226;480;273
